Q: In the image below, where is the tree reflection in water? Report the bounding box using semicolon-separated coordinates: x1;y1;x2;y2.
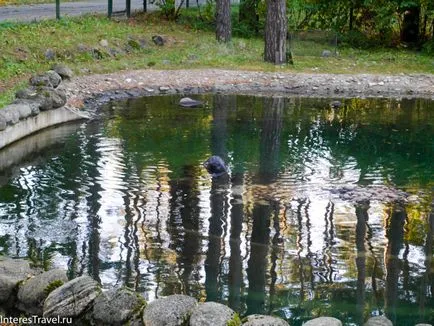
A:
0;95;433;325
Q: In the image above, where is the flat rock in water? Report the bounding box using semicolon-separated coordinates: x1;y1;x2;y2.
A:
179;97;203;108
43;276;101;318
17;269;68;315
243;314;289;326
142;294;197;326
0;258;35;304
92;287;146;325
304;317;343;326
189;302;237;326
364;316;393;326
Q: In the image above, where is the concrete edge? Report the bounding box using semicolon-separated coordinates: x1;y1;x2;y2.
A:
0;107;89;151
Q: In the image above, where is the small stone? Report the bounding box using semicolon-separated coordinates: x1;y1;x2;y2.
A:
43;276;101;318
330;100;342;108
321;50;332;57
364;316;393;326
52;64;74;80
243;314;289;326
179;97;203;108
304;317;342;326
152;35;165;46
189;302;237;326
159;86;170;92
99;39;109;47
29;74;52;87
45;70;62;88
44;48;56;61
142;294;197;326
415;324;433;326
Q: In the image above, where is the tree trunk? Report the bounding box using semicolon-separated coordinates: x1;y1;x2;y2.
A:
264;0;287;64
400;5;420;44
216;0;232;42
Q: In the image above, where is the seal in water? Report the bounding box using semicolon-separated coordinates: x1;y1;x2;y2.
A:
203;155;228;177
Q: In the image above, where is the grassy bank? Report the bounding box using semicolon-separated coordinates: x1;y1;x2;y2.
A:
1;11;433;107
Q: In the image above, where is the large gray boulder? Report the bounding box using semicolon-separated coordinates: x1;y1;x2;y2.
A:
189;302;238;326
0;107;20;125
142;294;197;326
5;103;32;120
0;115;6;131
304;317;343;326
364;316;393;326
91;287;146;325
17;269;68;315
13;99;40;116
29;74;52;88
243;315;289;326
38;87;67;109
44;70;62;88
17;87;66;111
43;276;101;318
52;64;74;80
29;70;62;88
0;258;35;305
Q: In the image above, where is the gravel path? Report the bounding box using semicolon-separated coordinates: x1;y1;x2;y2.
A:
60;69;434;109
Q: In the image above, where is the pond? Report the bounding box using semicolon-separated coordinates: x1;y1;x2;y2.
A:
0;94;433;325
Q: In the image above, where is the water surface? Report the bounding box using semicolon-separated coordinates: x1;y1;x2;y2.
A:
0;95;433;325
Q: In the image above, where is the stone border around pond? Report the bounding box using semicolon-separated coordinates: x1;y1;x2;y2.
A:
1;258;432;326
0;65;89;151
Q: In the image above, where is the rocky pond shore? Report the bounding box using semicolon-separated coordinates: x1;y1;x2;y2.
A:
1;257;431;326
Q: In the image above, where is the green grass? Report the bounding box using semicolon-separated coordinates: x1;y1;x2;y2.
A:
0;11;433;107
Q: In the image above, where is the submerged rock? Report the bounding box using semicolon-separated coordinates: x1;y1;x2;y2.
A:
304;316;343;326
364;316;393;326
179;97;203;108
17;269;68;315
142;294;197;326
189;302;238;326
91;287;146;325
203;155;228;177
43;275;101;318
243;314;289;326
330;100;342;108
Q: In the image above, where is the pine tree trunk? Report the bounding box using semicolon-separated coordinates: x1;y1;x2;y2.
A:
216;0;232;43
264;0;287;64
400;5;420;44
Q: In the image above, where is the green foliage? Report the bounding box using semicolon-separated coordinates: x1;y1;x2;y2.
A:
226;313;242;326
44;280;64;295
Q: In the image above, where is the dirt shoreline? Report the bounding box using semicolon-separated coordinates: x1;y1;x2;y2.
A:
60;69;434;109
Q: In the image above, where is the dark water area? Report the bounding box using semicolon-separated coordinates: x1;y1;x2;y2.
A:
0;95;433;325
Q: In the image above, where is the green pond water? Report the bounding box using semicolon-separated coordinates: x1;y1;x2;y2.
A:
0;94;433;325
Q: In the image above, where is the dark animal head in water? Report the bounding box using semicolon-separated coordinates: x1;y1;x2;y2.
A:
203;155;227;177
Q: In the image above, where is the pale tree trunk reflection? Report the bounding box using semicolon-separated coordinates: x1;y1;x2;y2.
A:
385;204;406;324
